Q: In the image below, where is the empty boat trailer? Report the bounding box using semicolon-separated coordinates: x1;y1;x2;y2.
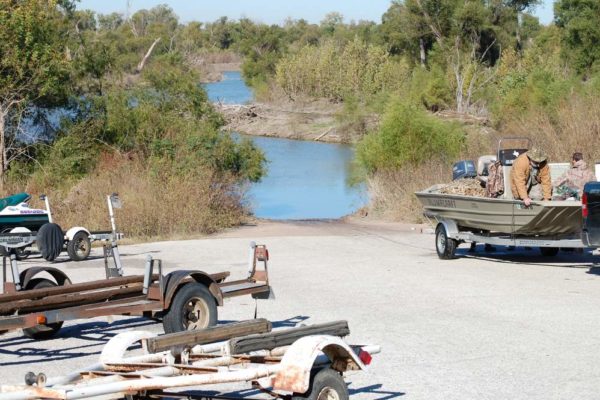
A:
0;319;380;400
0;233;272;339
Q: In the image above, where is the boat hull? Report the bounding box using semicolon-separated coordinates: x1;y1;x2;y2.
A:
416;185;582;235
0;214;50;232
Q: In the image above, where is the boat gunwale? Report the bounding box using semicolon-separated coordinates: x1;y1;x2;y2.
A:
416;186;582;208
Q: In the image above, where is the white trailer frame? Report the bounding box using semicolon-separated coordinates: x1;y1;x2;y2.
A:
433;217;592;259
10;194;124;262
0;327;380;400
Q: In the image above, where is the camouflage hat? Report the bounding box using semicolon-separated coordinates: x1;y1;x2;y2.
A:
527;147;547;163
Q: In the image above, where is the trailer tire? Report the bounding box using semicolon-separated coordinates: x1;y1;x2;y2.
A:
540;247;559;257
67;231;91;261
162;282;217;334
436;224;457;260
22;278;63;340
37;223;64;261
292;368;349;400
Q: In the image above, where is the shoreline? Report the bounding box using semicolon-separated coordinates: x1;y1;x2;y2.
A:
199;62;242;83
209;70;377;143
216;101;365;144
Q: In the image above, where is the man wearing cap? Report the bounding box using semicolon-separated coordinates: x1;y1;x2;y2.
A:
553;152;596;199
510;147;552;206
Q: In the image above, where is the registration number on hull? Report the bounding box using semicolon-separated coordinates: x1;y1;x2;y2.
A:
428;198;457;208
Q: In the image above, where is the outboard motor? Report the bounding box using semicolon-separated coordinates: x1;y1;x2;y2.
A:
452;160;477;181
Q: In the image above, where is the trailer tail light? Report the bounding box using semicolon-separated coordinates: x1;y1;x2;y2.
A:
582;193;589;218
358;349;372;365
255;247;269;261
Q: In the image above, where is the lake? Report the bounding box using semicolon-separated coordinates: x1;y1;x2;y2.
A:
204;71;367;220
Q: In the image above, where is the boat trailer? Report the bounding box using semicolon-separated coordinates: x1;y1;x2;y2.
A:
432;215;591;259
0;319;379;400
0;229;273;339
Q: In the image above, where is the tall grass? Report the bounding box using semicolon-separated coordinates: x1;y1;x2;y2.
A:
502;93;600;162
367;163;449;222
23;153;248;239
275;38;408;101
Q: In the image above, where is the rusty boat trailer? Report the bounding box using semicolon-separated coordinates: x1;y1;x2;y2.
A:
0;319;380;400
0;231;272;339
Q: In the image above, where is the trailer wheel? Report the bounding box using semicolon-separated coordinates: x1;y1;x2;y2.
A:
292;368;349;400
540;247;559;257
22;278;63;340
162;282;217;333
435;224;457;260
67;231;91;261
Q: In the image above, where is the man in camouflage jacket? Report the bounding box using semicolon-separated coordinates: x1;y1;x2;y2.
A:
553;152;596;199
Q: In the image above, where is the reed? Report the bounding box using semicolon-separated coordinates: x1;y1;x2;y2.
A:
22;153;248;239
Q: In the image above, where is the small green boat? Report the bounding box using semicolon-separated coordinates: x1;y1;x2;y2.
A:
0;193;50;231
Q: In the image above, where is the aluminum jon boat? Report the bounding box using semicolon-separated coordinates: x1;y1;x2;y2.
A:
416;185;582;236
415;138;593;259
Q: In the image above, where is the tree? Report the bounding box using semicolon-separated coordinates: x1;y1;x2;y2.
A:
381;0;437;66
0;0;74;186
321;12;344;35
555;0;600;74
504;0;540;51
98;12;124;31
406;0;507;113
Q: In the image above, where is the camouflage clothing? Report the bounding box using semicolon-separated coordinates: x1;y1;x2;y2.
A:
553;160;596;199
485;160;504;198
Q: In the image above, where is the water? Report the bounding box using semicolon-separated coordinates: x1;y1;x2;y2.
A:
204;71;367;220
204;71;254;104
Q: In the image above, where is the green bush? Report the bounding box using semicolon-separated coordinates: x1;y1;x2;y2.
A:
407;66;452;111
356;99;465;173
35;121;102;187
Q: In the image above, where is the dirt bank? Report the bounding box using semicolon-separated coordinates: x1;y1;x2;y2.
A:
199;62;242;83
216;99;378;143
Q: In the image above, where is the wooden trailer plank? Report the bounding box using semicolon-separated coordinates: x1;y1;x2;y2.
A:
228;321;350;354
0;275;153;303
220;282;270;298
145;319;272;354
0;284;144;315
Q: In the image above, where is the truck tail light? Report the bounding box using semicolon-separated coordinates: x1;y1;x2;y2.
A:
582;193;589;218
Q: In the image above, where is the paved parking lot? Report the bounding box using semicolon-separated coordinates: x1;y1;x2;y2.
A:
1;220;600;399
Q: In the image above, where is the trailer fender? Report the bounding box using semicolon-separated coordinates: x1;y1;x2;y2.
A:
65;227;90;241
272;335;367;393
100;330;157;365
437;219;459;239
163;270;223;309
9;227;31;233
20;267;71;289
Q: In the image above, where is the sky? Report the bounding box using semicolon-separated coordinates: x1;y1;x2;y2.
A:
78;0;556;25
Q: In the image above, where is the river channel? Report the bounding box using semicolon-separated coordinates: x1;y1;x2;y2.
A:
204;71;367;220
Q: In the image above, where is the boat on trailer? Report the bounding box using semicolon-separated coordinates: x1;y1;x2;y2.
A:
0;193;49;231
416;186;582;236
416;138;595;259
